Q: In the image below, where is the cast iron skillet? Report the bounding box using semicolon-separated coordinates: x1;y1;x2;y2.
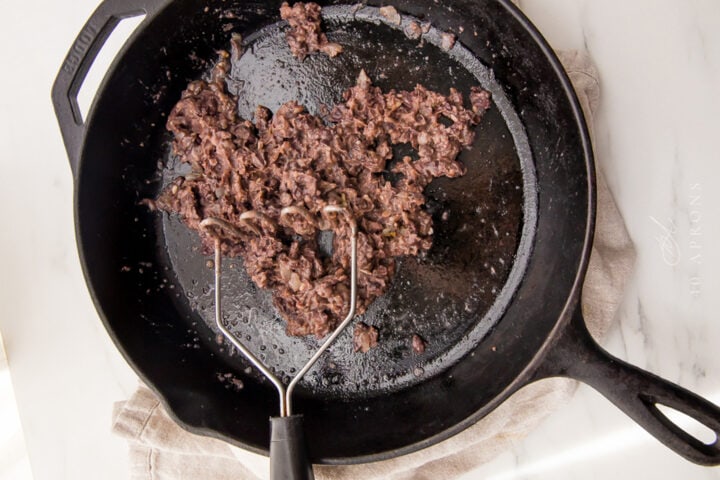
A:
53;0;720;470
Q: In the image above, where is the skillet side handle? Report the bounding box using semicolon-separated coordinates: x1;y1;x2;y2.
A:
534;308;720;466
270;415;314;480
51;0;165;176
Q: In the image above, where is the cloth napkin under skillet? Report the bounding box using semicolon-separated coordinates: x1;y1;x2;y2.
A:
112;48;636;480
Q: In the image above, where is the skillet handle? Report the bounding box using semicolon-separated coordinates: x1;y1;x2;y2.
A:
51;0;166;176
270;415;314;480
535;308;720;465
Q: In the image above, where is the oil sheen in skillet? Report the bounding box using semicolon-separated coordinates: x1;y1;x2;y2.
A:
160;5;532;399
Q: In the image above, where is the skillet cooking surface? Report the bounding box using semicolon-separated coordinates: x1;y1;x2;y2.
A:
160;5;536;398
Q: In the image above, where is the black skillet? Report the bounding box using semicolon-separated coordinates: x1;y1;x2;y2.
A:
52;0;720;473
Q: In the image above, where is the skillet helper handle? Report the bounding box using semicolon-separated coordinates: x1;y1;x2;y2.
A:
270;415;314;480
536;308;720;465
51;0;162;176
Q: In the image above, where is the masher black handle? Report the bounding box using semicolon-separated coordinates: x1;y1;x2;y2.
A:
536;308;720;465
51;0;167;176
270;415;314;480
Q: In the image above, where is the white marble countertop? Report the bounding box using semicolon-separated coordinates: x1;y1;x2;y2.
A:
1;0;719;479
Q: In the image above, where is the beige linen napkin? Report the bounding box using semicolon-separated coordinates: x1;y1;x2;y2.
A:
112;49;636;480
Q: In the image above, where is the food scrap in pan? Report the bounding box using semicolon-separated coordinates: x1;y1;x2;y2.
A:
440;32;456;51
280;2;343;61
404;20;423;40
412;334;426;354
353;322;379;353
377;5;450;47
156;48;491;348
229;33;243;61
379;5;402;25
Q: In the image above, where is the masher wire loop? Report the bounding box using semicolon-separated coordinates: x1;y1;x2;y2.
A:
199;205;358;417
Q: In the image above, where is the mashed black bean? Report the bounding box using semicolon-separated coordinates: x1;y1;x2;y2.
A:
156;52;491;339
280;2;343;61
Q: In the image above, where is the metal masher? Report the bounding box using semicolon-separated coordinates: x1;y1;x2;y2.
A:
199;205;357;480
